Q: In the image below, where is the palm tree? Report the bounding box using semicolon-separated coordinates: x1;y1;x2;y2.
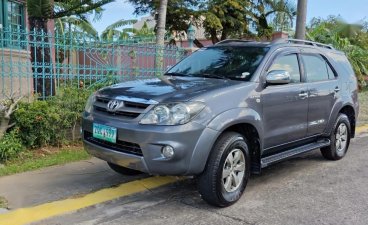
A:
27;0;54;97
271;0;297;32
295;0;307;39
26;0;114;97
248;0;297;38
101;19;138;41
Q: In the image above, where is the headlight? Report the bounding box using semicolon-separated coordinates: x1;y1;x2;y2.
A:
140;102;205;125
84;93;96;113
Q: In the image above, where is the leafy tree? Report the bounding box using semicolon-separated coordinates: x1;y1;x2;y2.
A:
26;0;114;97
307;16;368;87
128;0;297;46
202;0;250;43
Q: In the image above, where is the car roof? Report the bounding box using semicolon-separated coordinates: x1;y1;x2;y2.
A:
211;39;270;48
211;38;344;54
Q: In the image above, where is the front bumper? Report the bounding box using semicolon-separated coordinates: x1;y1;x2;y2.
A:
82;113;219;175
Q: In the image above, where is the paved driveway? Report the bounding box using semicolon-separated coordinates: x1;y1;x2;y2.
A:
34;133;368;225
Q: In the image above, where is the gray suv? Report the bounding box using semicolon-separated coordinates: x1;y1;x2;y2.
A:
82;39;359;207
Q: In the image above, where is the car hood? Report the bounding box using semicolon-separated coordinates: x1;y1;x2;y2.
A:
97;76;244;102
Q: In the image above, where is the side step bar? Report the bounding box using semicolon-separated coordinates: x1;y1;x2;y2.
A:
261;139;330;168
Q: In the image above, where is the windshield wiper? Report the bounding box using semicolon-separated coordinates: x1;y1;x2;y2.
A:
164;72;190;77
200;74;230;80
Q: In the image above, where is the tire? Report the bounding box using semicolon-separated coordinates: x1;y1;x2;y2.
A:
321;113;351;160
198;132;250;207
107;162;143;175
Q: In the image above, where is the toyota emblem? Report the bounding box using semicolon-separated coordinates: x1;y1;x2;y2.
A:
107;100;122;112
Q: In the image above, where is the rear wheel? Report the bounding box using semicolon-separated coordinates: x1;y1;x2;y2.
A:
107;162;142;175
198;132;250;207
321;113;351;160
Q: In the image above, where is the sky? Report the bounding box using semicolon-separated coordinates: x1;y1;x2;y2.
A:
92;0;368;34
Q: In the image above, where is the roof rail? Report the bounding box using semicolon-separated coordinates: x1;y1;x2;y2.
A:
215;39;255;45
272;38;335;50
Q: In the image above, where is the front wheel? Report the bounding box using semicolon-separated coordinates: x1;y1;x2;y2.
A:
198;132;250;207
321;113;351;160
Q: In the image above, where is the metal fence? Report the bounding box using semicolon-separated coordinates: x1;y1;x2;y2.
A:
0;28;186;99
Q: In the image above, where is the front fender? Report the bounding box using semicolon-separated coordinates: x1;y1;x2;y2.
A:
187;108;263;174
207;108;263;135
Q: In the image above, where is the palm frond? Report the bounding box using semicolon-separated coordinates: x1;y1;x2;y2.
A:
26;0;53;18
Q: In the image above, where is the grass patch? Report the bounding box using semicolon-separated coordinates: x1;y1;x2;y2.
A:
0;196;8;209
0;146;90;177
358;90;368;125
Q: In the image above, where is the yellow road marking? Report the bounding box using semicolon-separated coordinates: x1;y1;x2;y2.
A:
356;124;368;134
0;176;179;225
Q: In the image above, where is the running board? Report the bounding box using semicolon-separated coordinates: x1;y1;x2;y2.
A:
261;139;330;168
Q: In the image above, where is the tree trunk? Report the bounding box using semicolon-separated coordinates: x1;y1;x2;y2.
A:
29;18;55;98
210;29;219;44
193;38;204;48
295;0;308;40
155;0;168;77
220;30;227;41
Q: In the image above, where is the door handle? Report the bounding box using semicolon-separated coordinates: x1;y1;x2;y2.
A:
299;92;308;99
334;87;340;92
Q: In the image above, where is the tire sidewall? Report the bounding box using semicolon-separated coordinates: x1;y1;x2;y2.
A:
217;136;250;204
330;114;351;159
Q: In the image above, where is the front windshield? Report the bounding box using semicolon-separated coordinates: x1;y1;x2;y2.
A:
166;46;269;81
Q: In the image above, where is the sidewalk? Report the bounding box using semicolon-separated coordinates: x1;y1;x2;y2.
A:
0;158;146;209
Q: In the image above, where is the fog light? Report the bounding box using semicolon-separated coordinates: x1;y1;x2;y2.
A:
162;145;174;158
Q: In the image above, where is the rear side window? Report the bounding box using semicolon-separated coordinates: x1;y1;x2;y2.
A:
269;54;301;83
302;54;332;82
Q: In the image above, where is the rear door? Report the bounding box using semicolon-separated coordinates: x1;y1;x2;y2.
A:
301;53;339;136
262;53;309;149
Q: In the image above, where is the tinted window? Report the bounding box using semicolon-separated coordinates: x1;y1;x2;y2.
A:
269;54;301;83
167;46;269;81
302;55;329;82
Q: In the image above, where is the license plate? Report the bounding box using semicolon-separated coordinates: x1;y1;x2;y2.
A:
93;123;117;143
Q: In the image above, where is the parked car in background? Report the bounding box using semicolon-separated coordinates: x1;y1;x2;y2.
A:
82;39;359;207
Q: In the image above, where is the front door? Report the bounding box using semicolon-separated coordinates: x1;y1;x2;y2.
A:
262;53;309;149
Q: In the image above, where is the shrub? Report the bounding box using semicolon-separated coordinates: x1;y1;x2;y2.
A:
14;100;63;148
13;86;93;148
0;130;24;162
49;86;93;141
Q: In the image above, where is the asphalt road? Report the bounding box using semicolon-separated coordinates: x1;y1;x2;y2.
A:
34;133;368;225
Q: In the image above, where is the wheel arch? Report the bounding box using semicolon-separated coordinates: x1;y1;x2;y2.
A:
326;102;356;138
189;108;264;175
339;105;356;137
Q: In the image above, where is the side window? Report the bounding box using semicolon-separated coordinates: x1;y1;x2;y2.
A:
269;54;301;83
302;54;330;82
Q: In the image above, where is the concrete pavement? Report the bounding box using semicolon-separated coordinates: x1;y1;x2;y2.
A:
37;133;368;225
0;131;367;225
0;158;147;209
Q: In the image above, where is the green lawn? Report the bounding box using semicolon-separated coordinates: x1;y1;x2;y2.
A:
0;147;90;177
358;90;368;125
0;196;7;209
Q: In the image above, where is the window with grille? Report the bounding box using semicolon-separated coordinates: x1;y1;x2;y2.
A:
0;0;25;47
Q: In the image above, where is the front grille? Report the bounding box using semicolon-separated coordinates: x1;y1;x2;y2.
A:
94;106;141;118
94;97;150;119
84;131;143;156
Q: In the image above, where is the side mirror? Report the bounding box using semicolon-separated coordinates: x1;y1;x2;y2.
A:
266;70;291;85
